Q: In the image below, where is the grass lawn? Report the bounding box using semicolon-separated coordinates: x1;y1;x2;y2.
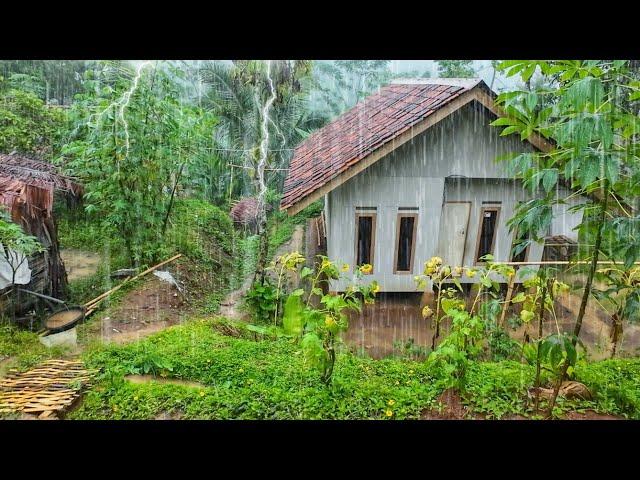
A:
59;317;640;420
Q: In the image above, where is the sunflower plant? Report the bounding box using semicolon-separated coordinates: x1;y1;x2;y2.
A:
281;255;378;384
414;255;517;390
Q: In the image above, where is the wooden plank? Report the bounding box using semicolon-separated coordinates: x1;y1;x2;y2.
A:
0;359;97;416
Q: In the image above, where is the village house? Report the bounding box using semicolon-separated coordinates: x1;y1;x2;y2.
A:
281;78;584;292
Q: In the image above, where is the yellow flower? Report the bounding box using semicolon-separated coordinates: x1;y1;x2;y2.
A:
341;263;350;272
325;315;336;327
453;266;463;277
113;405;119;412
199;391;206;397
372;282;380;294
133;395;139;401
422;305;433;318
431;256;443;266
359;263;373;274
321;258;333;269
385;409;393;417
466;268;477;278
388;399;396;406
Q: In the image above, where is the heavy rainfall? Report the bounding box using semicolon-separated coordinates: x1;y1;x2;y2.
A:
0;59;639;420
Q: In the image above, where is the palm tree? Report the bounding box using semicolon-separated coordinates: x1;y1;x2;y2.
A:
200;60;314;282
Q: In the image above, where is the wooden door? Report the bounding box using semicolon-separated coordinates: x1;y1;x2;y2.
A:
436;202;471;266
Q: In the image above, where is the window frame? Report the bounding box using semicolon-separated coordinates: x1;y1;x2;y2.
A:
474;206;501;265
393;212;418;275
354;211;377;274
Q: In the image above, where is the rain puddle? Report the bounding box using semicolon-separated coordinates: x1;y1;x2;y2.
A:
124;374;204;389
344;293;439;359
343;291;639;360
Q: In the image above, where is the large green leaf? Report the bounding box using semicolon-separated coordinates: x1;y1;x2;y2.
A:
282;294;304;336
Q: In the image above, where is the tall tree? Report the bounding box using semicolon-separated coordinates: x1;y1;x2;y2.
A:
0;76;66;157
436;60;476;78
0;60;88;105
308;60;393;122
59;61;217;264
493;60;640;415
201;60;314;282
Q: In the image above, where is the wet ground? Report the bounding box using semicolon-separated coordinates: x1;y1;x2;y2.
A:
343;290;640;360
343;292;440;359
82;276;190;344
60;249;101;281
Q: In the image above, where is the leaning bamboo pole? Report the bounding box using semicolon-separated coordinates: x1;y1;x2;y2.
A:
83;253;182;315
84;276;131;311
491;261;640;266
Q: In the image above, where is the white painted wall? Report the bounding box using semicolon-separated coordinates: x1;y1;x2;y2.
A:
325;102;586;292
551;186;585;241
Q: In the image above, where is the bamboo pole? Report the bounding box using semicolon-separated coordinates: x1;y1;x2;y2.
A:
84;276;131;310
83;253;182;310
491;261;640;266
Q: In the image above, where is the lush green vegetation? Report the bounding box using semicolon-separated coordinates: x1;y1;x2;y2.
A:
66;317;640;420
0;324;67;374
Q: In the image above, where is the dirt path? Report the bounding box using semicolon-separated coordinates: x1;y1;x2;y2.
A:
60;250;101;281
219;225;305;321
82;276;190;345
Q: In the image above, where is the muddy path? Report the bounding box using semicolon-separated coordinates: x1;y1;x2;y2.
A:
81;275;190;345
219;225;305;322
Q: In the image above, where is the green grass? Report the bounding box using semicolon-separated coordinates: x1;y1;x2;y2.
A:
67;316;640;420
267;200;323;258
71;317;442;420
573;358;640;418
0;323;68;374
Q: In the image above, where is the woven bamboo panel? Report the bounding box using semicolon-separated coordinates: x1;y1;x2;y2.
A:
0;359;98;418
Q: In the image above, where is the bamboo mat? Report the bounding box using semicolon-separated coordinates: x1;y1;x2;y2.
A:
0;359;98;419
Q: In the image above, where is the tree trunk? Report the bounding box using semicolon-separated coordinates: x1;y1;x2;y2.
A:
546;187;608;418
610;312;623;358
534;280;549;414
253;208;269;285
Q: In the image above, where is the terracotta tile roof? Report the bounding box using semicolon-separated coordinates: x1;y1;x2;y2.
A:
281;79;484;211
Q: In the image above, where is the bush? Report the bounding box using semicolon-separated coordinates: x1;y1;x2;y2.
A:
574;359;640;419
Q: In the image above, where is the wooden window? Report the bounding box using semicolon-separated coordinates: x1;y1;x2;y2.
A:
355;212;376;272
510;229;530;263
475;206;500;263
394;213;418;274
